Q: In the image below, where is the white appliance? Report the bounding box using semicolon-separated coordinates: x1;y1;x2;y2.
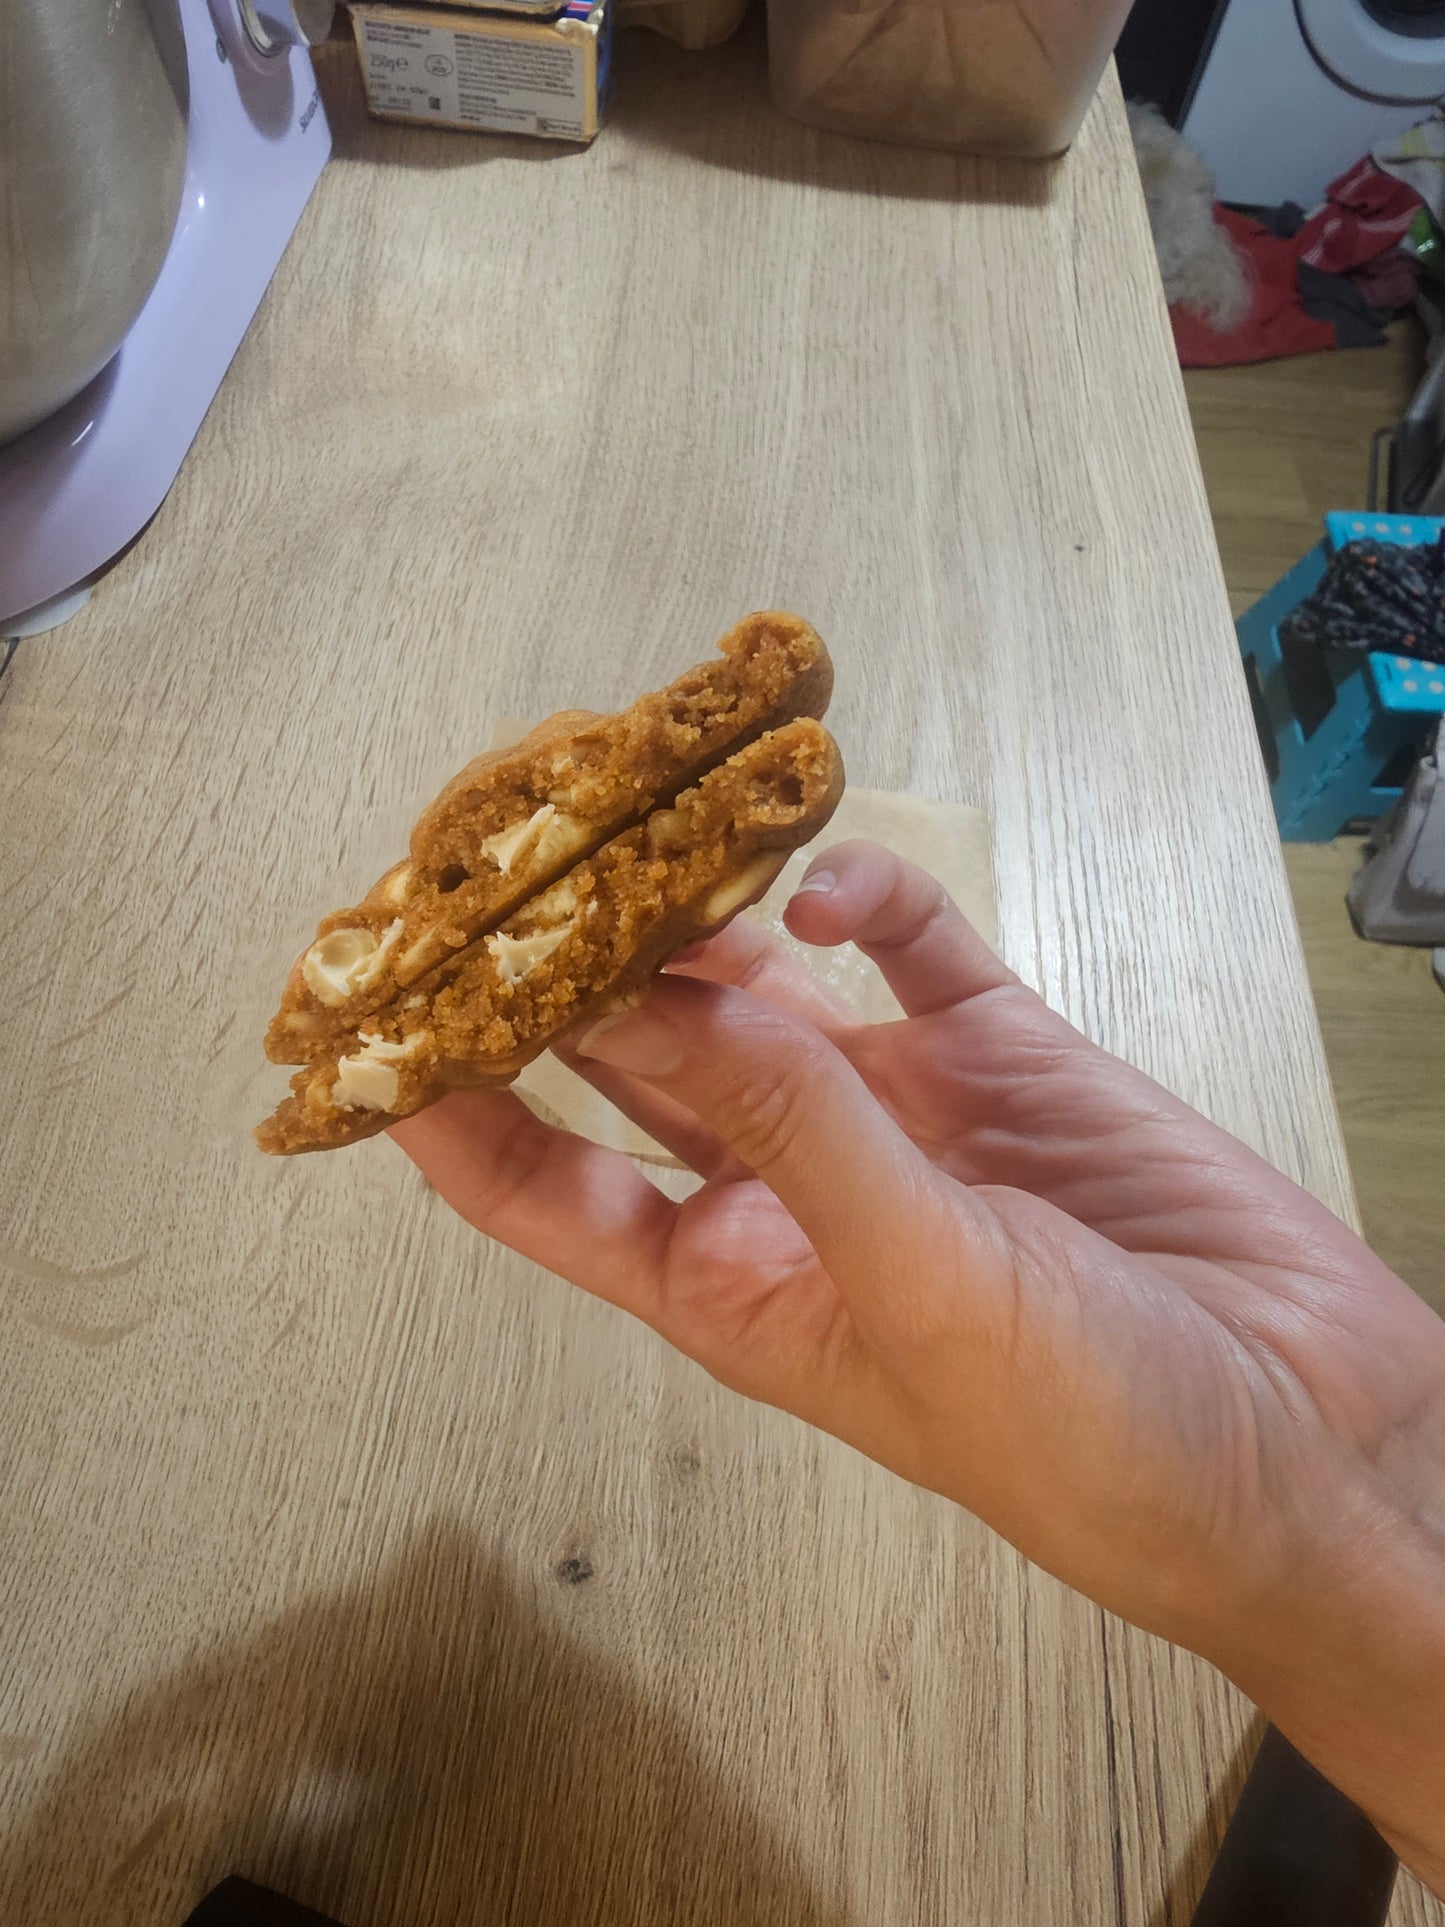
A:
1183;0;1445;210
0;3;331;637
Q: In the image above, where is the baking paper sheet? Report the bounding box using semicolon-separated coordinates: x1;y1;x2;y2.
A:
486;719;996;1166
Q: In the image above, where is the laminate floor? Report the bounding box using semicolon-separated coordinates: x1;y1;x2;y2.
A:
1184;328;1444;1316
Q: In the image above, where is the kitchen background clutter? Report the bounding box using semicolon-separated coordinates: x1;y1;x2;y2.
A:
348;0;1135;148
1118;0;1445;215
767;0;1133;153
1118;10;1445;1310
1117;0;1445;498
348;0;616;142
1;0;1137;649
0;0;330;640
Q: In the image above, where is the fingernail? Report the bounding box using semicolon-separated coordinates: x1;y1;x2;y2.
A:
662;940;708;971
573;1008;683;1077
791;868;836;900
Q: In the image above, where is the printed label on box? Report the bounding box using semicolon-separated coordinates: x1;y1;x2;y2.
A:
359;16;586;139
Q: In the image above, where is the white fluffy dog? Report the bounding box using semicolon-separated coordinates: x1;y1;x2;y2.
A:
1127;100;1251;332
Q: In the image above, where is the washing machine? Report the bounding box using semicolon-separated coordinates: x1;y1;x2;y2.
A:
1117;0;1445;210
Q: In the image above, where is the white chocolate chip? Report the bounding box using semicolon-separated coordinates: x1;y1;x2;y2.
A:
531;809;588;864
702;854;787;925
302;919;404;1007
397;933;438;978
381;863;411;906
646;808;689;849
546;753;579;806
478;804;586;877
364;1030;425;1055
479;806;552;876
333;1056;399;1113
332;1030;428;1112
486;923;574;986
532;876;579;922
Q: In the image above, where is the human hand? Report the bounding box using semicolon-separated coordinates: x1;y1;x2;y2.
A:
391;841;1445;1890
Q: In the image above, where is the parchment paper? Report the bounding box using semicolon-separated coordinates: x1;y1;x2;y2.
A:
489;719;996;1167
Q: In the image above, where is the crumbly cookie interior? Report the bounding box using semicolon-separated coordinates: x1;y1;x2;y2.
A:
264;613;832;1064
256;720;843;1155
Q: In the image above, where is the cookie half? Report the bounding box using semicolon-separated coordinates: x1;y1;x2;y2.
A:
264;613;831;1065
256;719;844;1154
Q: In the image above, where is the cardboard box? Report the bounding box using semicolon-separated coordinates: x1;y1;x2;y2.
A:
350;1;611;143
393;0;570;18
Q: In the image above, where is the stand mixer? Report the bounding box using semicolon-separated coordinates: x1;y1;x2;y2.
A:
0;1;333;637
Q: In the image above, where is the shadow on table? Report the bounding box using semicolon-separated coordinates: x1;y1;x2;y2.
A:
314;12;1061;211
0;1522;844;1927
1149;1715;1261;1927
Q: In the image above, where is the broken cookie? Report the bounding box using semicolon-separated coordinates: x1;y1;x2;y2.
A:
256;718;844;1154
264;613;832;1065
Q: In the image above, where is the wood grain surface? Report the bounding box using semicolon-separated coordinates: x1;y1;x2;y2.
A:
2;22;1435;1926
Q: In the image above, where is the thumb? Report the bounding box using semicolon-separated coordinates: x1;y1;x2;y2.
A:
573;977;1012;1349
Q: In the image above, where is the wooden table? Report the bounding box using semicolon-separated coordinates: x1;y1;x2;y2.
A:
3;24;1434;1926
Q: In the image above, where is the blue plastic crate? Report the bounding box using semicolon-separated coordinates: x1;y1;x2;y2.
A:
1236;512;1445;841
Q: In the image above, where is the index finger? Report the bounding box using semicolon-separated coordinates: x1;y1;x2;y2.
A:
573;976;1006;1330
783;840;1015;1018
665;912;859;1030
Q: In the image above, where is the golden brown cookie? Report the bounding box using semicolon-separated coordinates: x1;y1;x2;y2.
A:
255;720;844;1154
264;613;832;1065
